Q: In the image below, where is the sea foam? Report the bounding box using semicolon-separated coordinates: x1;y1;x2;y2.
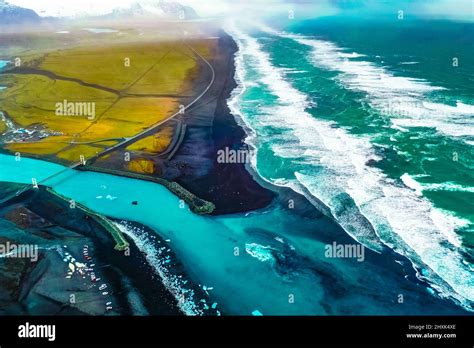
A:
266;28;474;142
226;24;474;310
115;221;205;316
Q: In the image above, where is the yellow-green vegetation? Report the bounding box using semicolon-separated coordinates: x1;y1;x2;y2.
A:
187;40;216;60
0;73;116;158
0;74;116;133
56;144;100;162
0;28;214;165
6;140;67;155
126;125;174;153
128;158;155;174
85;97;177;139
39;43;173;91
0;78;114;158
127;49;197;95
92;140;118;147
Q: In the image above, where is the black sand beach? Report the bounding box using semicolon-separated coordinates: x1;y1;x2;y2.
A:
0;183;189;315
0;28;276;316
162;30;276;215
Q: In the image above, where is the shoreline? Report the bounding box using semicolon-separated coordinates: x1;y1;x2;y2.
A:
0;152;470;315
1;26;471;315
78;164;216;215
0;29;275;216
0;183;185;315
163;29;276;215
211;30;474;313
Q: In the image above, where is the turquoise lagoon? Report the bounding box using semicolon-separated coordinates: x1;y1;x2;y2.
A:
0;154;468;314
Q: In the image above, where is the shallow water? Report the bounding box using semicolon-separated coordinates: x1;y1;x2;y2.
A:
224;18;474;311
0;154;469;314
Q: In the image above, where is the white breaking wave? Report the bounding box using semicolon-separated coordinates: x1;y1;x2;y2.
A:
226;24;474;310
263;27;474;141
402;173;474;194
400;173;424;196
245;243;276;262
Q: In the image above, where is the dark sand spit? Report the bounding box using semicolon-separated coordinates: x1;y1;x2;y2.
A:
0;28;275;316
0;182;216;315
164;30;275;215
66;28;276;215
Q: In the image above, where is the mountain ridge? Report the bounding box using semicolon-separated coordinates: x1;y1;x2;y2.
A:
0;0;198;23
0;0;41;25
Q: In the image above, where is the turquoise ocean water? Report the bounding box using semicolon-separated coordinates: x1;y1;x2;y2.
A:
225;17;473;311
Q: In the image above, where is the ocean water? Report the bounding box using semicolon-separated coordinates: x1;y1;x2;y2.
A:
225;18;474;311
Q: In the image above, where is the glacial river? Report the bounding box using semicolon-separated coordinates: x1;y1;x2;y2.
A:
0;154;468;315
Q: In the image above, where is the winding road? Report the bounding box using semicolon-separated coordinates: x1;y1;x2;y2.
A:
9;39;216;198
86;42;216;164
